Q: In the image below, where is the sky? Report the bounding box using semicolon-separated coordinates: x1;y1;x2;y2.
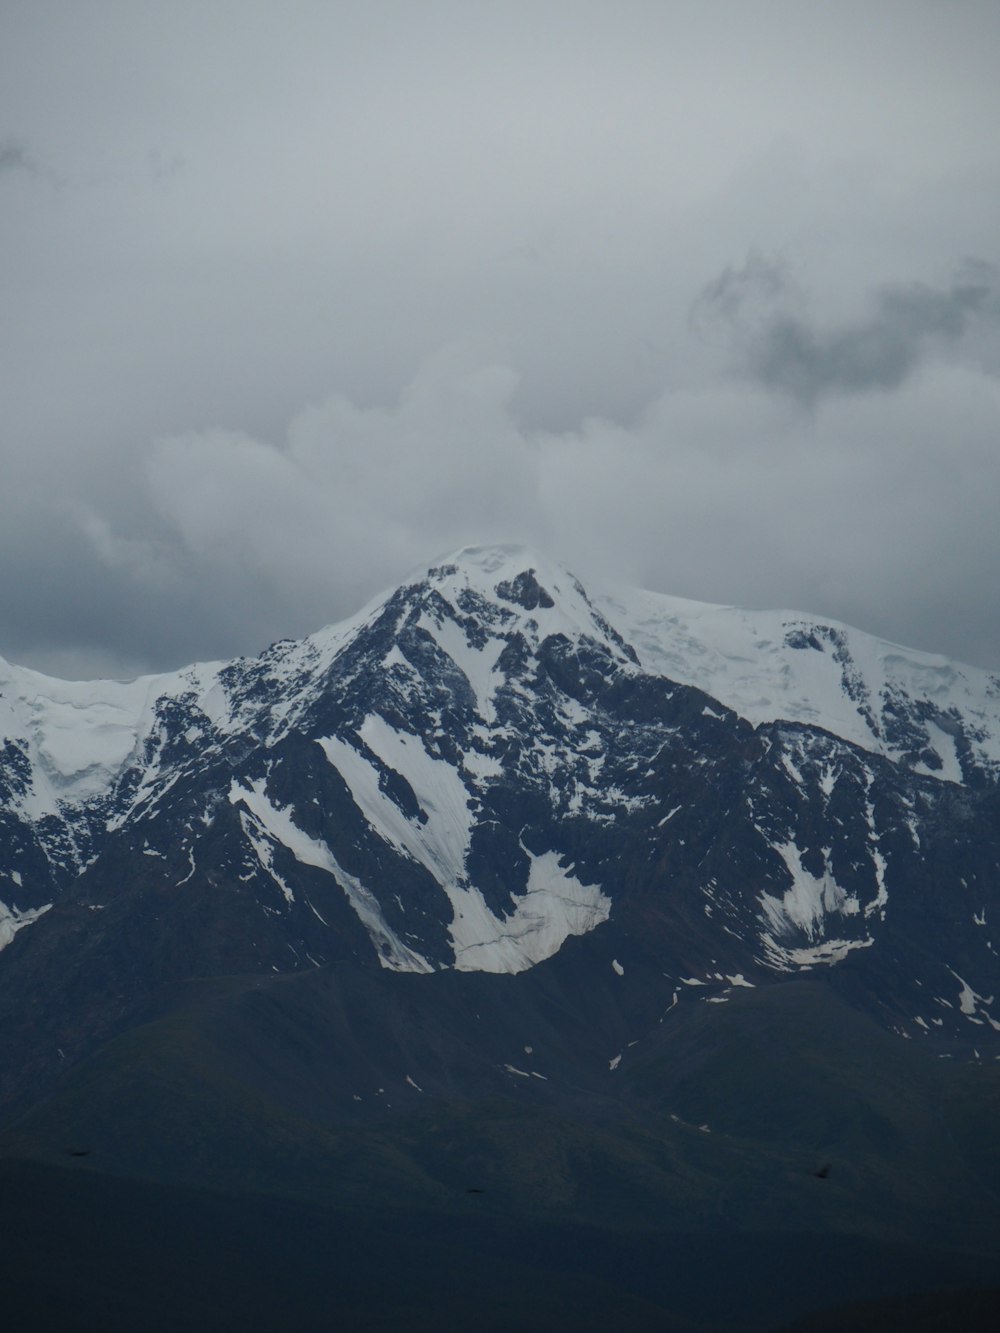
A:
3;0;1000;679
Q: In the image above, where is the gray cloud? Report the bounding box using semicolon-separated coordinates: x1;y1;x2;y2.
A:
696;253;1000;402
0;137;40;177
1;343;987;679
692;249;800;330
2;2;1000;675
3;319;1000;679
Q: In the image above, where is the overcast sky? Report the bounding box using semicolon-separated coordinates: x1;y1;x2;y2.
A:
3;0;1000;679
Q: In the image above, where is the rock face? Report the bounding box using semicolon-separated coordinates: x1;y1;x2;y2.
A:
1;543;1000;1112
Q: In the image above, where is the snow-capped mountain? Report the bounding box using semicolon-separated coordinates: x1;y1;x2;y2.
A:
1;543;999;1109
5;543;1000;1330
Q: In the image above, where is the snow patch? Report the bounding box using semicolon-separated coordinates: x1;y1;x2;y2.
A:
0;898;51;952
451;849;610;975
948;968;994;1020
229;778;433;973
322;716;472;886
239;809;295;905
760;932;874;971
759;841;864;946
418;613;507;723
176;848;196;886
914;722;964;784
318;729;610;974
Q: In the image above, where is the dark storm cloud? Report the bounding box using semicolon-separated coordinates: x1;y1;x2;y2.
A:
693;249;798;327
0;137;39;177
696;253;1000;403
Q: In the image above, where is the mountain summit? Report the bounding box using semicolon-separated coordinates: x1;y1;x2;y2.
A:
2;544;998;1026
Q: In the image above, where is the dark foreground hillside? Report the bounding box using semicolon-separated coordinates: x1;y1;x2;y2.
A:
2;954;999;1331
2;1157;997;1333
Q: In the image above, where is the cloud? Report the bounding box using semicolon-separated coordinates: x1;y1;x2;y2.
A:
694;253;1000;403
2;4;1000;678
3;320;1000;678
31;340;992;677
692;249;801;332
540;362;1000;667
0;138;40;178
130;349;542;655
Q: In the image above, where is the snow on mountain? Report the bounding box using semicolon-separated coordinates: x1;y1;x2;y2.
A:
3;543;997;818
597;584;1000;783
0;657;177;816
1;544;999;1049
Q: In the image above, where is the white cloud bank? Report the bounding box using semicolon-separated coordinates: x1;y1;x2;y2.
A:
107;347;1000;675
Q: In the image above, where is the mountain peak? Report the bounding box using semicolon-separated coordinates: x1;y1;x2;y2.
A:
434;541;547;574
423;542;575;599
1;543;999;1092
